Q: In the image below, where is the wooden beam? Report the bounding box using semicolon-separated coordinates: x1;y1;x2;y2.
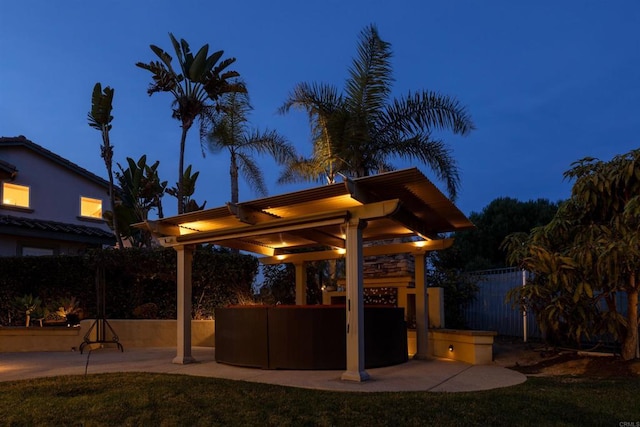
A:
346;175;440;239
390;205;440;240
262;249;342;264
344;176;375;204
173;210;350;247
362;239;453;256
287;228;345;249
144;220;181;236
260;239;454;264
349;199;400;220
169;200;398;248
227;202;278;224
215;239;275;256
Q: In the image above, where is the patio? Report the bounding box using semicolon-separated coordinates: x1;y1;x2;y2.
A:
0;347;526;392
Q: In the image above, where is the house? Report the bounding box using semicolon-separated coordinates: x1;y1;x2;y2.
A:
0;136;115;256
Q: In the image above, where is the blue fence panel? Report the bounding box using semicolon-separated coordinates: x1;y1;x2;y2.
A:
464;267;542;339
463;267;636;345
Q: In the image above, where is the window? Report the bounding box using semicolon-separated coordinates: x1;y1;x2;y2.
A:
80;197;102;219
21;247;55;256
2;182;30;208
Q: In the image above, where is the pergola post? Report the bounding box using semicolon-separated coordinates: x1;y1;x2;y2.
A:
173;244;195;364
341;218;370;382
414;252;430;359
294;262;307;305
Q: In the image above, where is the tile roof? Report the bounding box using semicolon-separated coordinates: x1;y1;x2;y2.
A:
0;135;110;188
0;158;17;179
0;214;115;241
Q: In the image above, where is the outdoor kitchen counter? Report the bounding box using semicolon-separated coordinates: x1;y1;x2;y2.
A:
214;305;407;370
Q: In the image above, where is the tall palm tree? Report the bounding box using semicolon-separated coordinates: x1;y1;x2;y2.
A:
206;89;296;204
136;33;245;213
279;24;474;200
278;82;349;185
88;82;124;249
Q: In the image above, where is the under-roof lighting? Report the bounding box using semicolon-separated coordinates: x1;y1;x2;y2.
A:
276;255;286;261
336;248;346;255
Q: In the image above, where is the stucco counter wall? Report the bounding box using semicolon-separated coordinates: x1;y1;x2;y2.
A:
0;319;215;352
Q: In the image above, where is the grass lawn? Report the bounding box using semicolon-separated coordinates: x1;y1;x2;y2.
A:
0;373;637;426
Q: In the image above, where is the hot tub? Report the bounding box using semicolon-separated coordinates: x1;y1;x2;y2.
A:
214;305;407;370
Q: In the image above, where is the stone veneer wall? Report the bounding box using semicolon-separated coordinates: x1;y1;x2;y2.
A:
363;239;415;278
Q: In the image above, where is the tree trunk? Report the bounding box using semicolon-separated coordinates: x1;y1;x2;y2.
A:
230;153;238;204
621;281;639;360
229;153;239;255
178;125;189;214
100;127;125;249
156;196;164;219
106;161;125;249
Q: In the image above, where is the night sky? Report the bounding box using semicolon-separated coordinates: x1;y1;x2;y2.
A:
1;0;638;217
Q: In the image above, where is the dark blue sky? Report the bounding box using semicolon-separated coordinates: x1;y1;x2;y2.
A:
1;1;638;217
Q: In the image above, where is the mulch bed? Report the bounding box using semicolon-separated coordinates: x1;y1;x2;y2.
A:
511;351;640;378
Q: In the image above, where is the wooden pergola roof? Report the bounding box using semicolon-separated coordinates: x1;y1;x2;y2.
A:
137;167;474;376
140;168;474;258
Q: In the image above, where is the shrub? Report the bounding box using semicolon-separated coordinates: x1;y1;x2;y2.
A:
0;246;258;325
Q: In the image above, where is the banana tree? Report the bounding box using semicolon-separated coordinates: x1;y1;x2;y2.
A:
88;83;124;248
114;155;167;247
136;33;245;213
166;165;206;213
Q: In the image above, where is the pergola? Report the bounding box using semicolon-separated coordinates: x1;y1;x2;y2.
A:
138;168;474;381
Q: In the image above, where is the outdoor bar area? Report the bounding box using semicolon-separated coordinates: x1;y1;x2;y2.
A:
138;168;475;382
214;305;407;370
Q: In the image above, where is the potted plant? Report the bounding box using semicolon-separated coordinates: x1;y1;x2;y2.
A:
31;305;48;327
55;297;83;327
14;294;41;327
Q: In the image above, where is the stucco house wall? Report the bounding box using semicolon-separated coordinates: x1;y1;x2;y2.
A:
0;136;115;256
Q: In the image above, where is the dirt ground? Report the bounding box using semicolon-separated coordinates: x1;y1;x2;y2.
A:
492;338;640;378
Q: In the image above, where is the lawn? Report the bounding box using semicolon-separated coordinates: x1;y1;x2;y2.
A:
0;373;637;426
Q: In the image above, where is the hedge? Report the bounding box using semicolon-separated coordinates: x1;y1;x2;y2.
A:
0;245;258;326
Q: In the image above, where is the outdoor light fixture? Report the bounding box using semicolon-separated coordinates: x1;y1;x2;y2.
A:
449;345;454;352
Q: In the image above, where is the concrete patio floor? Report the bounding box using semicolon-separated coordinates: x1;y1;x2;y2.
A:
0;347;526;393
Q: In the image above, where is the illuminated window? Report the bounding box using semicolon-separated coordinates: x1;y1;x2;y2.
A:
80;197;102;219
2;183;30;208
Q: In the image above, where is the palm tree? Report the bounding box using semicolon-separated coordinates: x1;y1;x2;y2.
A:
88;83;124;249
279;24;474;200
206;89;296;204
136;33;245;213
